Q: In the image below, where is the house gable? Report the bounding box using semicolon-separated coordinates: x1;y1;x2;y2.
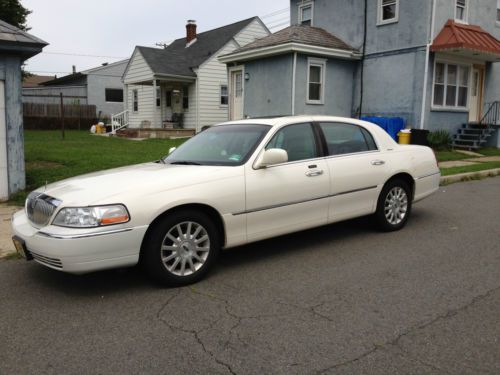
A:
123;48;154;84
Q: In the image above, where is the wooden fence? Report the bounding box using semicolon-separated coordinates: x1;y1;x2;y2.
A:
23;103;97;130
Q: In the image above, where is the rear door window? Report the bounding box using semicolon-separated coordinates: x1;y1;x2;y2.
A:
266;123;319;162
319;122;378;156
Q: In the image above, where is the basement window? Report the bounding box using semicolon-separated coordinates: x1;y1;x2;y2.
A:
377;0;399;25
298;2;313;26
432;62;470;109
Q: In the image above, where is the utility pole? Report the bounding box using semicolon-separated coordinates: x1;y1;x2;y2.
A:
60;93;65;140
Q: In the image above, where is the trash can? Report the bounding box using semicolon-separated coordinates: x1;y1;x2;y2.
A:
398;129;411;144
410;129;430;146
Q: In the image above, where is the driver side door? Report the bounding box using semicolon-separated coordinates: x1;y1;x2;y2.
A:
243;123;330;242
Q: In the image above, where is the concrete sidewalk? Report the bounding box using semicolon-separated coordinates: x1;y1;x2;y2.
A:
0;205;20;258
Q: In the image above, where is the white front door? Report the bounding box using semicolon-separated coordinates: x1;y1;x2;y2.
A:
469;68;483;123
0;81;8;201
230;70;243;120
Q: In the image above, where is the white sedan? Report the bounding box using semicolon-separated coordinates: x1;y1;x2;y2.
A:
12;116;440;286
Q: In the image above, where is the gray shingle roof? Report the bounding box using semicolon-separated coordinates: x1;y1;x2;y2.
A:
136;17;258;77
0;19;47;46
232;25;357;54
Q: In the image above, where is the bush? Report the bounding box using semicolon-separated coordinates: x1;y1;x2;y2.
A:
427;130;452;151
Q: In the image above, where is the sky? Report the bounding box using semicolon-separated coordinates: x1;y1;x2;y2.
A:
22;0;290;77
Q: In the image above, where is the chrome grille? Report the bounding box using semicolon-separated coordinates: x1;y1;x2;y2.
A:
26;192;61;227
30;251;63;269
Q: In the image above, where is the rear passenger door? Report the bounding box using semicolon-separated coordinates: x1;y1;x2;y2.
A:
317;122;387;222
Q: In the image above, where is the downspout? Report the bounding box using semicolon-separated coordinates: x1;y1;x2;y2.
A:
358;0;368;118
291;52;297;115
419;0;437;129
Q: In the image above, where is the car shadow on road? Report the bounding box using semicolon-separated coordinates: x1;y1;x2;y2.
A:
21;208;435;294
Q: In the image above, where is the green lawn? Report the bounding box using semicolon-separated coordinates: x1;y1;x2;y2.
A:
440;161;500;176
10;131;186;205
434;150;473;162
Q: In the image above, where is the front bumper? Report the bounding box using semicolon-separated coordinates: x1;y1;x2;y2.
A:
11;210;148;274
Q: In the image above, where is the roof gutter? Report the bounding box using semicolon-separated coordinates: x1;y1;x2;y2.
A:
219;42;362;63
419;0;436;130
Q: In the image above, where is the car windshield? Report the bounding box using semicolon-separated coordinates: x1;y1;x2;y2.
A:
163;124;271;166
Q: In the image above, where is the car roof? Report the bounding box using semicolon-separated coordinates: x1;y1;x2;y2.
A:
214;115;399;149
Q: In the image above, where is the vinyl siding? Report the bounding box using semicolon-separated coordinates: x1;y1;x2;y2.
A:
183;83;197;129
195;20;269;129
128;85;155;128
234;19;269;47
123;50;153;84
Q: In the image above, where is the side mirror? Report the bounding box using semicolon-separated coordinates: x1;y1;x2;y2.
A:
168;147;176;154
254;148;288;169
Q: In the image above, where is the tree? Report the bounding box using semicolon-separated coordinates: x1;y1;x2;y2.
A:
0;0;31;31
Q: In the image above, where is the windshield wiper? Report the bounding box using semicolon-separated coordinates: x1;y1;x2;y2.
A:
169;161;202;165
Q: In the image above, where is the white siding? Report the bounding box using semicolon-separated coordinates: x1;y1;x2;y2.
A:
183;83;197;129
123;50;153;84
234;19;269;47
196;42;237;129
127;84;156;128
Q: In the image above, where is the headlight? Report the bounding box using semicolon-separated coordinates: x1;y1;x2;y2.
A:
52;205;130;228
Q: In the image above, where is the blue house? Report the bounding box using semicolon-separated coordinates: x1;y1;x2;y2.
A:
220;0;500;148
0;20;47;201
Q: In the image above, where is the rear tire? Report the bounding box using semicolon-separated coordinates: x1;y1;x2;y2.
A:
375;179;412;232
141;209;221;286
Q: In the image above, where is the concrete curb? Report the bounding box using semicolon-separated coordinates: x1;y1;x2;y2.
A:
440;168;500;185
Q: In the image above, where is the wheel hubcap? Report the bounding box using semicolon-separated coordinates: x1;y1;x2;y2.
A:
384;187;408;225
160;221;210;276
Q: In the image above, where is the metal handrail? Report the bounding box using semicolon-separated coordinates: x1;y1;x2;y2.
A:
111;109;130;134
479;101;500;128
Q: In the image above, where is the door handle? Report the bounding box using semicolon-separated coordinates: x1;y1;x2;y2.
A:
371;160;385;166
305;170;324;177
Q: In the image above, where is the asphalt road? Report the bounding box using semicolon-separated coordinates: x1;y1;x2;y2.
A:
1;177;499;374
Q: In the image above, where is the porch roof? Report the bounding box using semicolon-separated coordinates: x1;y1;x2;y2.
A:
431;20;500;62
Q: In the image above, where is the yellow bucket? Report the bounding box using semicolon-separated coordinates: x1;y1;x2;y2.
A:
398;131;411;144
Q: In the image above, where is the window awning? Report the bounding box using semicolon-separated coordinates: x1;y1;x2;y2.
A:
431;20;500;62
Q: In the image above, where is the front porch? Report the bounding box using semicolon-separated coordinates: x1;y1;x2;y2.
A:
115;75;196;133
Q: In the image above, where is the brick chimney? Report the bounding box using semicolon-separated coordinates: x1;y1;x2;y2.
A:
186;20;197;44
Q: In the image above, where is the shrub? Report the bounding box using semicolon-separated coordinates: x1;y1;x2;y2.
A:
427;129;452;151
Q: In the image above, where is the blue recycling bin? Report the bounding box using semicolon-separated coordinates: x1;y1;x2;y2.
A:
361;116;406;142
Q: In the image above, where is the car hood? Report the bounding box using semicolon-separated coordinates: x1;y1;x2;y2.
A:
36;162;239;206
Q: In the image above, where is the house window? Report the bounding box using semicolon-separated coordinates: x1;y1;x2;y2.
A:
105;88;123;103
220;85;228;106
433;62;470;109
377;0;399;25
132;89;138;112
307;58;326;104
455;0;468;22
298;2;313;26
497;0;500;22
182;86;189;109
156;87;161;107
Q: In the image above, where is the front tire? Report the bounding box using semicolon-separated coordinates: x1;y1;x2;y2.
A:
375;179;412;232
142;210;221;286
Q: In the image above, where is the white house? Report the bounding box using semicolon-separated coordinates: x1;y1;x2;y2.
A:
117;17;269;132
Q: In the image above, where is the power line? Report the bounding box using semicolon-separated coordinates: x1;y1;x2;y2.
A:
261;7;289;19
268;21;290;31
42;51;128;59
267;18;290;29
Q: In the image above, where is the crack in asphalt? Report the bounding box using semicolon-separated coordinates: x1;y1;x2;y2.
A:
156;289;236;375
316;285;500;374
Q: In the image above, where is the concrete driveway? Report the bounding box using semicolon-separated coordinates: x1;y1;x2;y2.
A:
0;177;499;374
